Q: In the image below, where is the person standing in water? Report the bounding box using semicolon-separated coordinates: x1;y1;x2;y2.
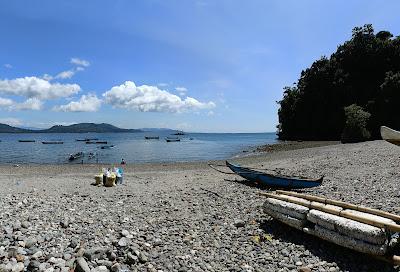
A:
121;158;126;165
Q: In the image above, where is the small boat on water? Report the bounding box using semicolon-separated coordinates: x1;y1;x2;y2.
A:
145;136;160;140
261;190;400;265
209;161;323;189
68;152;84;161
42;141;64;144
76;138;99;142
18;140;35;143
172;131;185;135
166;137;180;142
380;126;400;146
100;145;114;149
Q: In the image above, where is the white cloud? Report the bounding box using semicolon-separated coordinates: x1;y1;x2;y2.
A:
175;86;188;96
53;94;102;112
55;70;75;79
103;81;215;113
207;110;214;116
76;67;85;72
42;74;53;81
11;98;43;111
0;97;14;107
158;83;169;87
70;58;90;67
0;117;22;126
0;76;80;99
4;64;12;69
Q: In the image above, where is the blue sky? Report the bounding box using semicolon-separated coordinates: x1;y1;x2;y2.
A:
0;0;399;132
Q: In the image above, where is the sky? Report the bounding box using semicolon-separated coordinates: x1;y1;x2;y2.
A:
0;0;399;132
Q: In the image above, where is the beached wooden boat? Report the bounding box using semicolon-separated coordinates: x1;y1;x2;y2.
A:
145;136;159;140
42;141;63;144
18;140;35;142
225;161;323;189
68;152;84;161
260;190;400;265
380;126;400;146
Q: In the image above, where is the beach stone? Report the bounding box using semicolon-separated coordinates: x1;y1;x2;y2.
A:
126;252;138;265
120;230;129;237
75;257;91;272
60;219;69;228
24;237;37;248
233;220;245;228
11;262;24;272
117;238;129;247
91;265;108;272
298;267;311;272
27;260;41;271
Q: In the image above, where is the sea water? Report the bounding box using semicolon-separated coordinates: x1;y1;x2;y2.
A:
0;132;277;164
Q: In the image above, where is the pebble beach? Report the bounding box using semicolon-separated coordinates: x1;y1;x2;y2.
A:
1;140;400;272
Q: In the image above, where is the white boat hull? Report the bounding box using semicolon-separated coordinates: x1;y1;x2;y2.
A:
380;126;400;146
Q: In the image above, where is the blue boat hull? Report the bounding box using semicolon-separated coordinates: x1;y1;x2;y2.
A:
226;161;322;189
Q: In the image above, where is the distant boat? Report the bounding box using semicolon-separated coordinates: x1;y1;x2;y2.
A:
145;136;159;140
42;141;64;144
221;161;323;189
18;140;35;142
166;137;180;142
76;138;99;142
100;145;114;149
172;131;185;135
380;126;400;146
68;152;84;161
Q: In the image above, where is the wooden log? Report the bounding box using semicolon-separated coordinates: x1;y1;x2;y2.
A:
263;193;400;233
273;190;400;222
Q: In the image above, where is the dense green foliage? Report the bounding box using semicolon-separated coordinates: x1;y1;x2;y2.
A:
341;104;371;143
277;24;400;140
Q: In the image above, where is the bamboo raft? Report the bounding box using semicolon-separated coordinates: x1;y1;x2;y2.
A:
260;190;400;265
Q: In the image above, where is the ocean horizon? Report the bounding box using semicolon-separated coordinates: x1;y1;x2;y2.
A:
0;131;277;164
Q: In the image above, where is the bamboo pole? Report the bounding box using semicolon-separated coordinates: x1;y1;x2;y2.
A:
273;190;400;222
263;193;400;232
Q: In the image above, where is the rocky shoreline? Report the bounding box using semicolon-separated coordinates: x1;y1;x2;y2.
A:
1;140;400;272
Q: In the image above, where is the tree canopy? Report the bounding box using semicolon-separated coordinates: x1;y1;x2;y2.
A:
277;24;400;141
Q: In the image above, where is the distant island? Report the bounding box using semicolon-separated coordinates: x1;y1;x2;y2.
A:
0;123;142;133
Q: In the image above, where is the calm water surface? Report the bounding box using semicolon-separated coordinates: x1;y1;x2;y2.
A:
0;132;277;164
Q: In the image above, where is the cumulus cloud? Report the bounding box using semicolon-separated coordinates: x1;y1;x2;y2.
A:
103;81;215;113
55;70;75;79
11;98;43;111
0;117;22;126
0;97;14;107
53;94;102;112
0;76;80;100
175;86;188;96
70;58;90;67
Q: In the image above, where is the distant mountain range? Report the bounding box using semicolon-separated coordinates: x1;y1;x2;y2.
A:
0;123;142;133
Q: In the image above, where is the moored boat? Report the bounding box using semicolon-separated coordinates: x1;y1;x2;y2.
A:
100;145;114;149
18;140;35;142
380;126;400;146
224;161;323;189
166;137;180;142
42;141;64;144
76;138;99;142
145;136;159;140
68;152;84;161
